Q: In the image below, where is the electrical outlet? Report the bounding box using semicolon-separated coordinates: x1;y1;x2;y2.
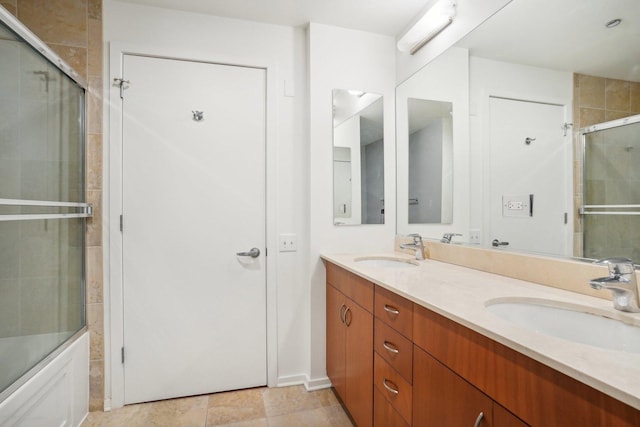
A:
469;229;481;245
279;233;297;252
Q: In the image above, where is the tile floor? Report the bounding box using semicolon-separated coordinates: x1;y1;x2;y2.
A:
82;385;354;427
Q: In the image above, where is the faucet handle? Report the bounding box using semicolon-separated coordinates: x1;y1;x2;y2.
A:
441;233;462;243
595;257;636;275
407;233;423;242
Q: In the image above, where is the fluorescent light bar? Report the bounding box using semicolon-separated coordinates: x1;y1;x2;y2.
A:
397;0;456;55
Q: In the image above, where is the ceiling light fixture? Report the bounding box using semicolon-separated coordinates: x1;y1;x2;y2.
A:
397;0;456;55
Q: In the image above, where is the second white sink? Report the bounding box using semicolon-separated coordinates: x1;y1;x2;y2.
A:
486;298;640;354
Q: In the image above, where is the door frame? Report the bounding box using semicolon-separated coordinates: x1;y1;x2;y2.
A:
480;90;574;254
106;42;279;410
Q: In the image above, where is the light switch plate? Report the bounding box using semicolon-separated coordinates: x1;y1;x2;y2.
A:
279;233;297;252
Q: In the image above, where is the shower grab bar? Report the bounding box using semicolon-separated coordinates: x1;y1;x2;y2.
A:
0;198;93;221
580;204;640;216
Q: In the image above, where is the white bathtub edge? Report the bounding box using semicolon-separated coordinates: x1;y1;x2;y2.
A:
0;331;89;427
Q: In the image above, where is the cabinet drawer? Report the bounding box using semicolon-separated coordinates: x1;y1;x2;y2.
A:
374;318;412;383
326;263;373;312
374;387;410;427
375;286;413;339
374;352;412;425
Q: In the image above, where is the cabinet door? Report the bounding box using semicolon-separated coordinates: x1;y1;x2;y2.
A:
374;387;409;427
494;403;529;427
413;346;493;427
345;300;373;427
327;284;347;400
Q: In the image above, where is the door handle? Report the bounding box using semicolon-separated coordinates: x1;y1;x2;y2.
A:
236;247;260;258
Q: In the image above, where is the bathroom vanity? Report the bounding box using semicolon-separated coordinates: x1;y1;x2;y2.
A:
322;254;640;427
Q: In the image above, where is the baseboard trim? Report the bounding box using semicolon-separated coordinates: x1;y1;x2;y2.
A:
276;374;307;388
276;374;331;391
304;376;331;391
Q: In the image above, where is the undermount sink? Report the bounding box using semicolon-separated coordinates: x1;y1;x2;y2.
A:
486;298;640;354
354;256;418;269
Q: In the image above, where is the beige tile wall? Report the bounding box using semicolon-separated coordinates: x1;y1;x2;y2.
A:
0;0;105;411
572;73;640;257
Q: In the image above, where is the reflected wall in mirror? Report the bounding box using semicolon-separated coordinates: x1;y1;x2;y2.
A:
396;47;469;238
407;99;453;224
332;89;384;225
396;0;640;261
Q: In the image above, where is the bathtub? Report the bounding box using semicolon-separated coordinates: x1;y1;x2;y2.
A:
0;330;89;426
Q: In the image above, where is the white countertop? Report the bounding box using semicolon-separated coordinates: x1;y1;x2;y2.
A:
321;252;640;410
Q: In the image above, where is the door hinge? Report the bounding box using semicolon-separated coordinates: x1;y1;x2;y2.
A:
121;347;125;364
113;78;130;99
265;247;268;257
120;214;123;232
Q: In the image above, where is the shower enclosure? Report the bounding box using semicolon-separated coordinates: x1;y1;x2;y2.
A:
581;114;640;261
0;10;90;403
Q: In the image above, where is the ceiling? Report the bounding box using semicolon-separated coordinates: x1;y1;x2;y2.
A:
115;0;639;82
115;0;428;36
456;0;640;82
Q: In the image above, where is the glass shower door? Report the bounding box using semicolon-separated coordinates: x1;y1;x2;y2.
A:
581;115;640;261
0;18;89;398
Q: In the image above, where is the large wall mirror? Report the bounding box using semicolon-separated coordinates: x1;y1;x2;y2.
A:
397;0;640;261
333;89;385;225
407;99;453;225
396;48;469;237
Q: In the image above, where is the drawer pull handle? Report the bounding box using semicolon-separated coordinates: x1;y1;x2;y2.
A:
382;378;399;395
344;307;352;326
383;304;400;315
383;341;399;354
473;412;484;427
339;304;347;324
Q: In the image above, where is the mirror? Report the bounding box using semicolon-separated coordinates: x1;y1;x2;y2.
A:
407;99;453;225
332;89;385;225
396;0;640;260
396;47;470;238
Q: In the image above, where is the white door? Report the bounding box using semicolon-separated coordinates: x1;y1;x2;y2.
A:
121;54;266;404
488;97;570;256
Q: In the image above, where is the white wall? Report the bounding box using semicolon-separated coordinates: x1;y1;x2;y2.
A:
308;23;397;385
468;57;573;243
396;0;513;84
103;0;310;404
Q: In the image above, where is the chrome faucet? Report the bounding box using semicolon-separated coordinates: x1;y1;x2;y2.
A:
400;234;425;260
589;257;640;313
441;233;462;244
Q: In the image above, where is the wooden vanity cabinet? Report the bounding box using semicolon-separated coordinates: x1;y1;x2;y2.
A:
413;303;640;427
373;285;414;425
413;345;494;426
413;345;527;427
325;261;640;426
326;264;373;427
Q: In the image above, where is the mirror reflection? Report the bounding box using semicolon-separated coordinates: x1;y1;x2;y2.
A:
396;47;470;238
408;99;453;224
332;89;384;225
582;116;640;261
396;0;640;261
